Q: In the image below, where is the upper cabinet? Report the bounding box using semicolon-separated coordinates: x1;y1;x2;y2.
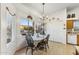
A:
67;20;73;29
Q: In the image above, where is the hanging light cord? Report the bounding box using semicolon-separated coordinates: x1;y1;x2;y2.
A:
6;7;16;16
42;3;45;20
42;3;45;36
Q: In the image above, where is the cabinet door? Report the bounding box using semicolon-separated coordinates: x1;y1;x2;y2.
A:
68;34;77;44
77;35;79;45
67;20;73;29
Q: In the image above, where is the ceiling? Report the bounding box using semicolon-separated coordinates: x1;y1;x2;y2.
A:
22;3;79;16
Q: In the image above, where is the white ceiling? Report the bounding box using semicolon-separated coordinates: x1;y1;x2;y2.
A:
22;3;79;16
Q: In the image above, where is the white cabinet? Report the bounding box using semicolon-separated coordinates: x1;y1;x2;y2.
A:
68;34;77;44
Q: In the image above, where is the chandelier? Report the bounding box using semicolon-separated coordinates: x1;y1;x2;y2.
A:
40;3;49;24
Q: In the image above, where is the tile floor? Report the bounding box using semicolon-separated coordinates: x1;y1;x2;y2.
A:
15;41;76;55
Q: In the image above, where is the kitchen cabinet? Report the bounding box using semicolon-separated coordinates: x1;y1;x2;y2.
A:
67;20;73;29
68;34;77;44
68;34;79;45
77;35;79;45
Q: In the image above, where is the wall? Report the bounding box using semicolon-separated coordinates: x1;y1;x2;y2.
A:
1;4;7;54
45;8;67;44
0;4;1;54
1;3;17;55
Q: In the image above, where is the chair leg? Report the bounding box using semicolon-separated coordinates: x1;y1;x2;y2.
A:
47;44;49;48
26;47;28;55
45;44;47;52
31;47;33;55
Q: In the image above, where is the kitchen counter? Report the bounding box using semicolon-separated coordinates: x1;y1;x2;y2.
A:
67;31;79;35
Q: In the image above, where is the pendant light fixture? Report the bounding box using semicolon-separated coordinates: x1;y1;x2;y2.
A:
42;3;45;21
42;3;45;35
42;3;45;19
42;3;48;24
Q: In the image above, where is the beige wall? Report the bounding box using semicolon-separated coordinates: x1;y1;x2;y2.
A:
46;8;67;44
0;4;1;54
1;3;17;55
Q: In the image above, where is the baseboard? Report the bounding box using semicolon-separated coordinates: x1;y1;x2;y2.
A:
49;40;66;44
67;43;77;46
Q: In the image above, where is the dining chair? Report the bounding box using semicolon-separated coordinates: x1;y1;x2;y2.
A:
44;34;50;48
74;46;79;55
36;34;50;51
25;33;35;55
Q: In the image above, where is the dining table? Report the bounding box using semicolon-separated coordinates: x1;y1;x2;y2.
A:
32;34;47;40
32;34;47;46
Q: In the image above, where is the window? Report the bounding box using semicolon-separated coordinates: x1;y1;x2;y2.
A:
20;18;33;27
19;18;34;35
